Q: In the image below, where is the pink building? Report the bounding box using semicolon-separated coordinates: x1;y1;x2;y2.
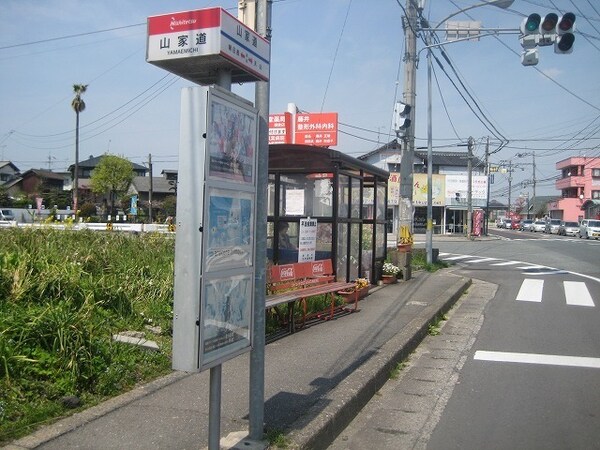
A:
548;156;600;222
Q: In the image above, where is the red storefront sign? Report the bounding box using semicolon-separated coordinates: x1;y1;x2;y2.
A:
294;112;338;147
268;113;292;144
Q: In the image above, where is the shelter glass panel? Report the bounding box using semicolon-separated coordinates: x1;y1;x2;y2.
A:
362;223;373;281
351;177;361;218
338;174;349;218
376;224;385;258
363;185;374;220
376;183;386;220
267;174;275;216
336;223;349;281
350;223;360;280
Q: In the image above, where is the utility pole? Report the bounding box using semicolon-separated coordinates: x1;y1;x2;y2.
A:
532;152;536;206
484;136;490;235
398;0;418;233
249;0;270;443
467;137;474;239
508;159;513;216
148;153;153;223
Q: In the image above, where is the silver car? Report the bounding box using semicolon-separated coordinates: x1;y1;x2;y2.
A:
530;220;546;232
579;219;600;239
544;219;561;234
0;209;15;221
558;221;579;236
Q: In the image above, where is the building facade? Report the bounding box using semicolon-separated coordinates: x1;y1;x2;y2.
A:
548;157;600;222
359;141;487;238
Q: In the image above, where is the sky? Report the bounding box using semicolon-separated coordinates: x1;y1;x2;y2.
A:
1;0;599;205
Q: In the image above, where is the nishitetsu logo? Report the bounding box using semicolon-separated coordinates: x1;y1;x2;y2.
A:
280;267;295;279
170;17;197;31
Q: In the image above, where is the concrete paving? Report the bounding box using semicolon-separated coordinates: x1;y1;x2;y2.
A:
5;269;471;450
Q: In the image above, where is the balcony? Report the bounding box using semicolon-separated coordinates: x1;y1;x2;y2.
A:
556;175;585;191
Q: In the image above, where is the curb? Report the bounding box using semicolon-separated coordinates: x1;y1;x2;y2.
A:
6;371;191;450
287;275;472;450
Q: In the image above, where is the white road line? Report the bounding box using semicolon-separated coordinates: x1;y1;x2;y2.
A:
564;281;595;307
516;279;544;302
517;265;548;270
466;257;497;264
474;351;600;369
490;261;520;266
443;255;472;261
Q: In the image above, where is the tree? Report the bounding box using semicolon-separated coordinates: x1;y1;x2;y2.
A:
71;84;88;213
90;155;134;219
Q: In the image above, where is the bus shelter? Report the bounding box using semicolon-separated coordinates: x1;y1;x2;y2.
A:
268;144;389;285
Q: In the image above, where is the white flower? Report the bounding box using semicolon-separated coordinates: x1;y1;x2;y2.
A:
382;262;400;276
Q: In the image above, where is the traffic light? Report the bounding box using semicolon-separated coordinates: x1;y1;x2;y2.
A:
520;13;540;47
538;13;558;46
555;12;575;54
393;101;411;135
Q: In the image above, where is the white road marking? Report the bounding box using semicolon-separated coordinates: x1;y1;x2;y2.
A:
516;279;544;302
490;261;520;266
467;257;497;264
474;351;600;369
564;281;595;307
443;255;472;260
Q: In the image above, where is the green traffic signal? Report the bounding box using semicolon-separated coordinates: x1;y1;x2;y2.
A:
524;13;541;32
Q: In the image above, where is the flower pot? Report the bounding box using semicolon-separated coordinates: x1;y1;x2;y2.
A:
381;274;397;284
397;244;412;253
337;285;370;303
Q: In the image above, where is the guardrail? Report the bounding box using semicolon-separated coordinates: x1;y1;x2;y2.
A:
0;221;174;234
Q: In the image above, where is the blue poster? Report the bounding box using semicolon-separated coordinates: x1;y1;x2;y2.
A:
206;188;253;271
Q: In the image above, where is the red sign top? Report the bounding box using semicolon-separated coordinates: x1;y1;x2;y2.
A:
295;112;338;146
148;7;221;35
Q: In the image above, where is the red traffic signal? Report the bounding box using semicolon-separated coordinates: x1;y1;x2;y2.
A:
557;12;575;34
555;12;576;54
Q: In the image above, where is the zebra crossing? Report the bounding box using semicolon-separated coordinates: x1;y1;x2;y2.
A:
439;252;597;308
515;279;595;307
439;253;555;271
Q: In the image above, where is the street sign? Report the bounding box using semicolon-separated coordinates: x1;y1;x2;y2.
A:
147;7;270;84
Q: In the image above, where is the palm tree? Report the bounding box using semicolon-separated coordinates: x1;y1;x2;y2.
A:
71;84;88;213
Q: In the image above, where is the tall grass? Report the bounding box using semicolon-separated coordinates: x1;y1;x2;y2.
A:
0;228;174;443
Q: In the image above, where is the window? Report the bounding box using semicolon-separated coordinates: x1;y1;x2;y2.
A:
592;168;600;178
592;191;600;199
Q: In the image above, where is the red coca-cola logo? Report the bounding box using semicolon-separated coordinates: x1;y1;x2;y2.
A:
312;262;324;274
280;267;295;279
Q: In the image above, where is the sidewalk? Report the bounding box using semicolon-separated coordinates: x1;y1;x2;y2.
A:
5;270;471;450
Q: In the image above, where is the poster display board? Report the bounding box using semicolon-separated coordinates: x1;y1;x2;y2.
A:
298;218;317;262
172;85;258;372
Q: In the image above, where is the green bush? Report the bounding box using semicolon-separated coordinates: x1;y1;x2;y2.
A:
0;229;174;444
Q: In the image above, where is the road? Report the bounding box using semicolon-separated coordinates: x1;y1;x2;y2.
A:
331;228;600;449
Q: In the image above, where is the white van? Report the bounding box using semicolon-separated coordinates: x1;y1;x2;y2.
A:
579;219;600;239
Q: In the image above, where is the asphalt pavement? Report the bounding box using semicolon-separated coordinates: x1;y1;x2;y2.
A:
5;268;471;450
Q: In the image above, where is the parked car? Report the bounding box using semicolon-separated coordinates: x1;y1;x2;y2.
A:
509;219;521;230
530;220;546;232
0;209;15;221
544;218;561;234
579;219;600;239
558;221;579;236
496;218;509;228
519;219;533;231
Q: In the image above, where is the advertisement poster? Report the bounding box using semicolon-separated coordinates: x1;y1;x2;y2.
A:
413;174;445;206
208;96;256;184
285;189;305;215
298;218;318;262
473;209;483;237
206;188;254;271
201;274;252;366
388;172;400;206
